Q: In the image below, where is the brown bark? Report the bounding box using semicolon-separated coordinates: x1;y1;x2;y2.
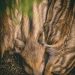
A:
0;0;75;75
44;0;75;75
0;12;14;57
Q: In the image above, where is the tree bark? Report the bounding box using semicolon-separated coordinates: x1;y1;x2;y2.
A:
0;0;75;75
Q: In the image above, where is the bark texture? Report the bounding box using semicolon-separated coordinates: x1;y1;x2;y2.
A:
0;0;75;75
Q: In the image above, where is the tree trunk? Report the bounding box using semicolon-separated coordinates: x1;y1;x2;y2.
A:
44;0;75;75
0;0;75;75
